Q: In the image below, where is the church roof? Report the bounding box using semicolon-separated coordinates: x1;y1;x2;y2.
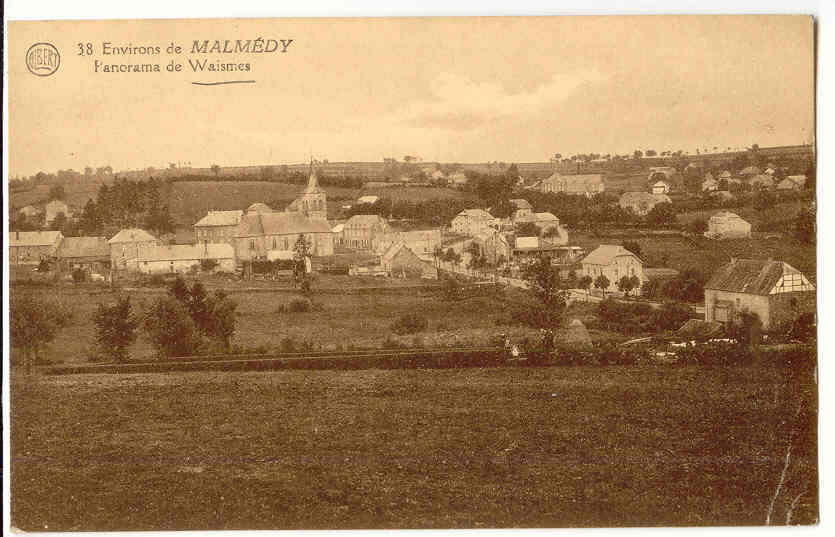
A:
304;162;324;194
236;212;333;237
247;203;273;213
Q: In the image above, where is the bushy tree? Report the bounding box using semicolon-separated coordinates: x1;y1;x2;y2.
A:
522;256;568;327
617;275;637;296
645;202;677;227
793;208;816;244
594;274;611;296
686;217;708;234
144;296;199;357
49;184;66;200
93;296;138;362
578;275;593;298
10;294;71;372
516;221;541;237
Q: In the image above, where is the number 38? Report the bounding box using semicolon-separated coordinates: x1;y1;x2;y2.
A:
77;43;93;56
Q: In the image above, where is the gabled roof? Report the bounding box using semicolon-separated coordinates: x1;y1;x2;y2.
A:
247;202;272;213
344;214;389;228
8;230;62;247
739;166;761;176
331;223;345;234
382;241;421;264
719;170;732;178
45;199;69;210
194;210;244;227
534;212;558;222
236;212;333;237
108;228;158;244
510;199;532;210
710;211;749;222
357;195;379;204
676;319;725;339
139;243;234;262
515;236;540;249
56;236;109;259
619;191;672;206
704;258;806;295
582;244;641;266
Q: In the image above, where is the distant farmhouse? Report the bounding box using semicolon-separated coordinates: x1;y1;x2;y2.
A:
45;200;71;226
8;230;63;265
451;209;496;236
341;214;390;250
776;175;807;191
580;244;645;293
704;258;815;331
55;236;110;273
137;243;236;274
705;211;752;239
108;228;160;271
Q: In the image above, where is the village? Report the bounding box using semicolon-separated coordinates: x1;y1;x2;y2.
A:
8;145;817;361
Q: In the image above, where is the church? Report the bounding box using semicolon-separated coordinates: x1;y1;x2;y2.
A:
195;161;335;263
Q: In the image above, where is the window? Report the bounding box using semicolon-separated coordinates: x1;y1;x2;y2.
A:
283;238;288;250
272;238;277;249
249;240;255;250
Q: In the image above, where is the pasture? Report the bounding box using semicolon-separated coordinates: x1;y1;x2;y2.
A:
10;283;537;365
10;364;817;530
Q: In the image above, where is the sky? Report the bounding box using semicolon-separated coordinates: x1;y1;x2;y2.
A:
7;15;815;178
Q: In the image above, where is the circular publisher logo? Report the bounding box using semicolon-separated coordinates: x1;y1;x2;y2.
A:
26;43;61;77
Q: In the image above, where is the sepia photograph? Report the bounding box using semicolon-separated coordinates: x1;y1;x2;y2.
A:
4;11;820;532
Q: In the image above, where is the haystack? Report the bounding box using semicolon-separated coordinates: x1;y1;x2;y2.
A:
559;318;593;350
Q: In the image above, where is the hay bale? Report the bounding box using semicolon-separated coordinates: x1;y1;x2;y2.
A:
559;318;593;350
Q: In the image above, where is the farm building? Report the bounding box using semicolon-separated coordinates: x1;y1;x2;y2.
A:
451;209;496;236
54;236;110;273
509;199;533;219
618;192;672;216
108;228;161;271
448;172;468;186
511;236;566;261
776;175;807;190
580;244;645;293
234;211;334;260
194;210;244;245
718;170;732;181
704;258;815;331
538;173;605;196
381;242;437;279
705;211;752;239
45;200;72;225
357;195;379;205
8;230;63;265
137;243;236;274
372;229;441;261
341;214;391;250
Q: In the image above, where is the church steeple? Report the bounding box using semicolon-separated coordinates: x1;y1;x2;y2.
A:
305;157;323;193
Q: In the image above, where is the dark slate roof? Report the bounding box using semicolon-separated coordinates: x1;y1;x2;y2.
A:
704;258;789;295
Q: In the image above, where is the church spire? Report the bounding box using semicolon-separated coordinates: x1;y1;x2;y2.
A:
305;156;322;193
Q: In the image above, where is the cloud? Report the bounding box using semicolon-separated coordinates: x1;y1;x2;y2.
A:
394;71;608;131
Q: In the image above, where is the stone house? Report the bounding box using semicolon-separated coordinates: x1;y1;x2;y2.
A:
55;236;110;273
704;258;815;331
341;214;391;250
705;211;752;239
8;230;63;265
137;243;236;274
451;209;496;236
108;228;161;271
194;210;244;246
381;242;437;279
651;180;671;194
580;244;645;293
45;200;72;225
372;229;441;261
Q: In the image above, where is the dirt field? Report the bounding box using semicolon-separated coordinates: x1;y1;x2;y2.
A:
10;365;817;530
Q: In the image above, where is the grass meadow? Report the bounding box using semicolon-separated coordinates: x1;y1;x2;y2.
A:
10;364;817;530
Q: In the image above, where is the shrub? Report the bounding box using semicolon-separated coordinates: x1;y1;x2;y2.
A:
72;268;86;282
148;274;166;286
143;296;200;357
391;313;429;335
92;295;138;362
200;258;219;271
285;298;312;313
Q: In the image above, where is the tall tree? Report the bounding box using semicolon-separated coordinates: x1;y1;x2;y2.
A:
93;296;138;362
10;294;71;373
522;256;568;327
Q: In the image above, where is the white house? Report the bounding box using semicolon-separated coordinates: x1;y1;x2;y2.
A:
451;209;496;236
580;244;645;293
108;228;160;271
137;243;236;274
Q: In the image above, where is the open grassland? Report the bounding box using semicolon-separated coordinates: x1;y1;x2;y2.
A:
10;283;535;364
11;365;817;530
676;200;808;231
358;185;477;203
